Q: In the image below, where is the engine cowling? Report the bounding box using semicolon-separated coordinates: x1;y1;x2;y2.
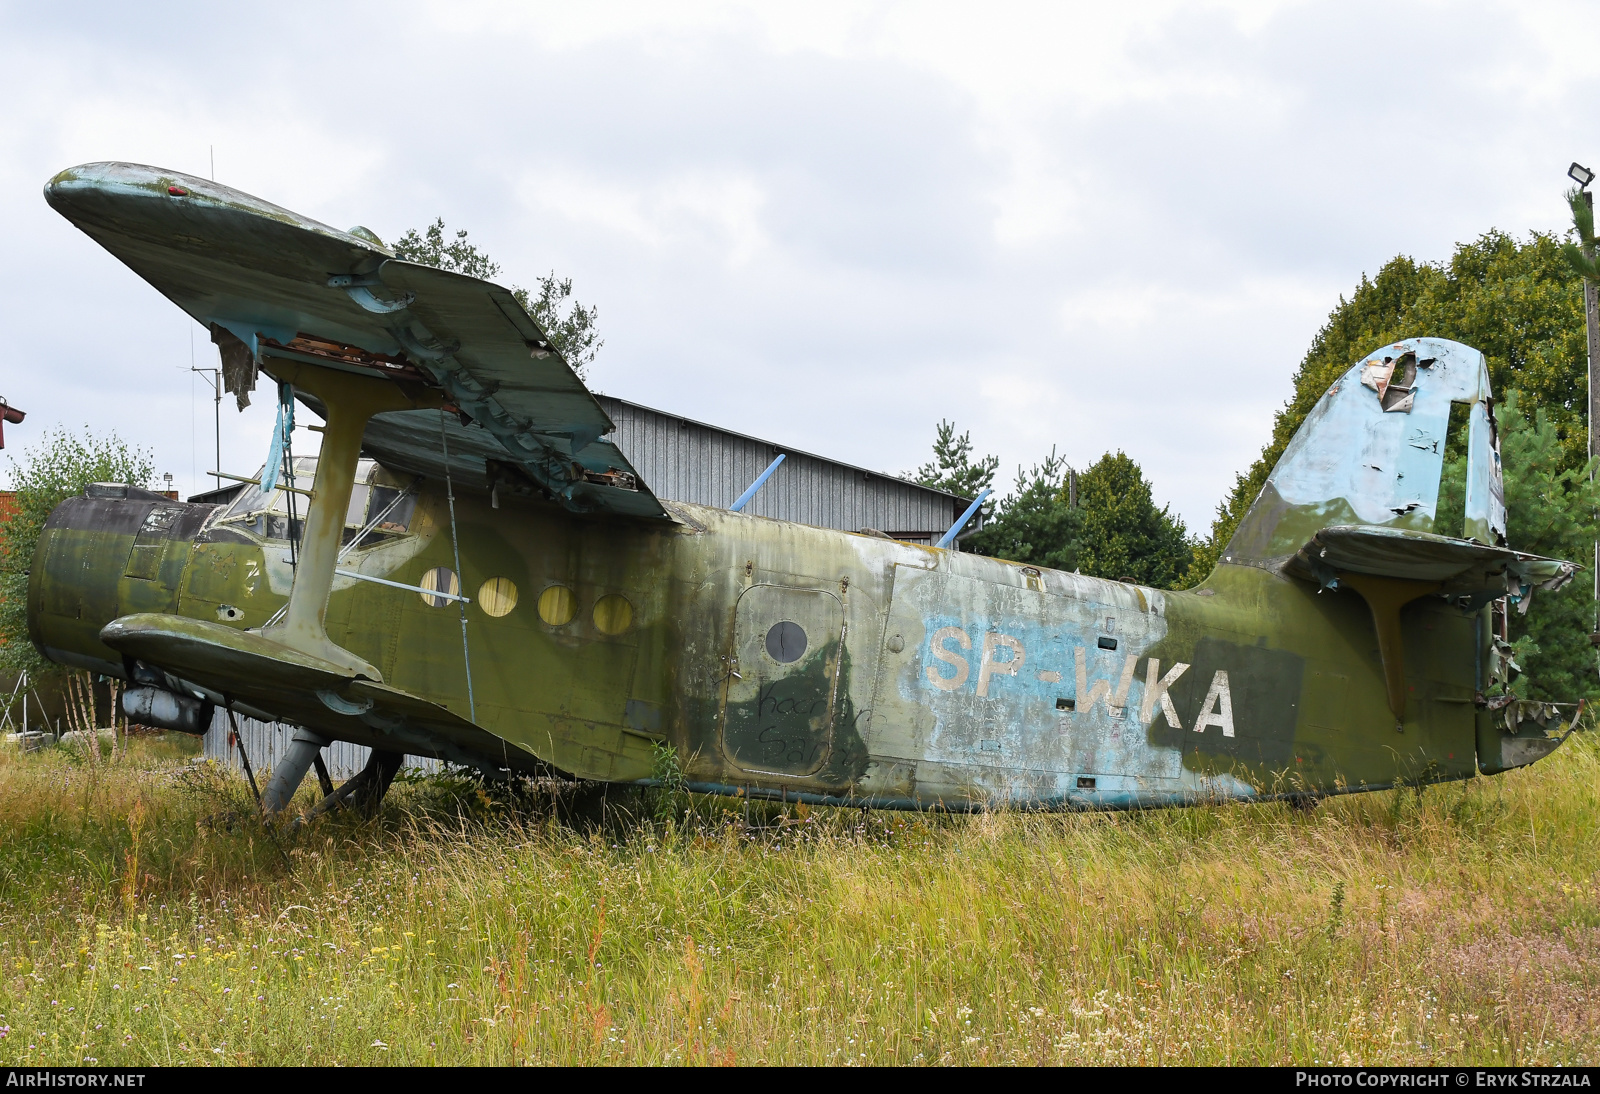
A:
27;484;218;678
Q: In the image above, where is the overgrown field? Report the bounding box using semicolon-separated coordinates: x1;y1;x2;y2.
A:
0;731;1597;1066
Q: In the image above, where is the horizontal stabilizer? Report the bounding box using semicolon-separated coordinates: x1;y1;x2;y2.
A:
99;613;550;776
1285;524;1577;608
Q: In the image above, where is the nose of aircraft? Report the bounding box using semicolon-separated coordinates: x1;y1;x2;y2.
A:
27;484;217;678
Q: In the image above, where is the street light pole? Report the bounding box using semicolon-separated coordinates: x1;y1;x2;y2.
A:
1568;161;1600;643
1586;194;1600;636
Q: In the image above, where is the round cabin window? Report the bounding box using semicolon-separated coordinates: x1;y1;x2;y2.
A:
478;577;518;618
419;566;459;608
765;620;807;663
592;594;634;636
537;585;577;626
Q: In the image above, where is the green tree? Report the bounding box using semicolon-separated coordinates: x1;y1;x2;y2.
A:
964;449;1081;569
911;420;999;521
1437;394;1600;700
392;219;604;378
1489;399;1598;700
0;427;153;677
1074;451;1193;588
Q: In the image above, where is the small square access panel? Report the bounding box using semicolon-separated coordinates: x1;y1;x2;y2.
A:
1077;776;1096;789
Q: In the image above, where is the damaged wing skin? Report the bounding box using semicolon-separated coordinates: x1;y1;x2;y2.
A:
25;163;1584;815
43;162;664;522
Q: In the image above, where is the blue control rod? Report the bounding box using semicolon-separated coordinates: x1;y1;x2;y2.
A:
935;487;992;549
729;453;786;512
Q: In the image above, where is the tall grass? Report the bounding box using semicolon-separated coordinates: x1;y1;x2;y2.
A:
0;730;1597;1065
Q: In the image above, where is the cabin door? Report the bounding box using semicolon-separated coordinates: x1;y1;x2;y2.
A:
721;584;844;777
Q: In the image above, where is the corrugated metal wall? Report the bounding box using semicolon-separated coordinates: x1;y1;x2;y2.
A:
597;396;968;542
202;710;440;782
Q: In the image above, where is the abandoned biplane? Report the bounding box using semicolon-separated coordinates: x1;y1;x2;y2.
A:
25;161;1583;818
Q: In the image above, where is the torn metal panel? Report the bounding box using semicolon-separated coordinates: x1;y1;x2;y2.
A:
1463;398;1506;545
210;324;258;410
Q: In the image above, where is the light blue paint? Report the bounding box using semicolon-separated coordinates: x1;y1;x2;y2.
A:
1229;337;1501;562
1463;398;1505;544
258;382;294;494
883;564;1184;782
730;453;785;512
936;487;991;548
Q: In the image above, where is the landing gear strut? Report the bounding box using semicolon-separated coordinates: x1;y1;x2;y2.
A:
257;727;405;823
301;749;404;823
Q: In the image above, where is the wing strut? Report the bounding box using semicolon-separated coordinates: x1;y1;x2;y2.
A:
258;360;445;678
438;408;477;722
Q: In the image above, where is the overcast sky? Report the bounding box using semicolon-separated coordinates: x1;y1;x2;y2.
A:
1;1;1595;530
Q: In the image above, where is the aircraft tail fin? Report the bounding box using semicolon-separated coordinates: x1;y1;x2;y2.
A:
1221;338;1508;568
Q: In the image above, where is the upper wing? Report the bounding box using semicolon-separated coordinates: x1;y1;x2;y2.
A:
45;161;669;521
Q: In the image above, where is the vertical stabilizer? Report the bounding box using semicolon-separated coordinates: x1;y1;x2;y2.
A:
1222;337;1503;568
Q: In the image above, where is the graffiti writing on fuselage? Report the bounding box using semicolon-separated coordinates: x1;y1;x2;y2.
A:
746;679;828;767
922;626;1236;737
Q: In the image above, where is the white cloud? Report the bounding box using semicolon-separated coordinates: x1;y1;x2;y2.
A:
516;167;771;266
0;0;1593;533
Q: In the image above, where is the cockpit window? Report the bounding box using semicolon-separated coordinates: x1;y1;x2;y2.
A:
216;458;414;547
359;484;418;546
221;456;318;524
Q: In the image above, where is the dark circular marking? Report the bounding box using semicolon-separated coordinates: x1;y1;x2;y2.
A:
765;620;807;663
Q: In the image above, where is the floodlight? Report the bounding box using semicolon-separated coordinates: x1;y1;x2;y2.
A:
1570;162;1595;189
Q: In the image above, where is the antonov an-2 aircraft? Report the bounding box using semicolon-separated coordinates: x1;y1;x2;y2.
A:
25;162;1583;818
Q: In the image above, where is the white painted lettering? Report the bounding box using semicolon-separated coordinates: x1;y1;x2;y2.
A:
926;627;971;691
1141;658;1190;728
1193;670;1235;737
977;632;1025;696
1110;654;1137;715
1073;649;1137;716
1075;646;1110;714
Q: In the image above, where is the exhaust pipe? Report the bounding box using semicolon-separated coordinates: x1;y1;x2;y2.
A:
122;686;212;736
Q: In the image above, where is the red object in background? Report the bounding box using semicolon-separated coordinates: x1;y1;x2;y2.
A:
0;400;24;449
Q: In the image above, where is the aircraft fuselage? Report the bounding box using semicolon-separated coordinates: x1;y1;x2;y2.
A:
29;476;1503;810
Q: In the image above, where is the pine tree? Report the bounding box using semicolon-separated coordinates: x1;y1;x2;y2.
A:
911;420;999;519
1438;395;1600;700
963;449;1080;569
